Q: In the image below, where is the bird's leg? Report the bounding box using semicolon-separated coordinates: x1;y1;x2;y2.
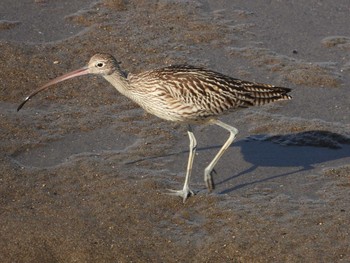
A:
204;120;238;192
168;125;196;202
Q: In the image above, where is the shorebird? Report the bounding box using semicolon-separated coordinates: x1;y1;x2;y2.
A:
18;53;292;202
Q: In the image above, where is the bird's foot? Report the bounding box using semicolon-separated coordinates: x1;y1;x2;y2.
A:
204;168;216;192
167;187;196;203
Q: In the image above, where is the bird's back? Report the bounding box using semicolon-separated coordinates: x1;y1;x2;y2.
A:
128;65;292;123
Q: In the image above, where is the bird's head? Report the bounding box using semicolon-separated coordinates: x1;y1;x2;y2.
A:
87;53;121;76
17;53;121;111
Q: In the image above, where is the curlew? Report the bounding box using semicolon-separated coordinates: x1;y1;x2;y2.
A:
17;53;292;202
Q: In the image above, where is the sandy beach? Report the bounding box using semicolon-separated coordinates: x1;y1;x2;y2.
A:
1;0;349;262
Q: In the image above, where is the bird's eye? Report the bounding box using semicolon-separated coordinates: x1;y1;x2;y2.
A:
96;62;105;68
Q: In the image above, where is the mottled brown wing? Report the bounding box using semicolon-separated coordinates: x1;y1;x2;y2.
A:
143;65;291;113
128;65;292;121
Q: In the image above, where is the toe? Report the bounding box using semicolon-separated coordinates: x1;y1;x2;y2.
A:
166;188;195;203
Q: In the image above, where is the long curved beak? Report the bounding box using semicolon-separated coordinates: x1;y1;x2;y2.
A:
17;66;89;111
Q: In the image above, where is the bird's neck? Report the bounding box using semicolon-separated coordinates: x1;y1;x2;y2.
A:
103;70;131;96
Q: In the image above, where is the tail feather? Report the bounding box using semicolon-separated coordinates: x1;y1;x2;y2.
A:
246;84;292;106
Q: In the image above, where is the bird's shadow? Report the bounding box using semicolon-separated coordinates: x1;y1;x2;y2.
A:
217;135;350;194
126;130;350;194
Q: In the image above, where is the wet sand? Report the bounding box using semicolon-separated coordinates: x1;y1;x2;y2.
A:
1;0;350;262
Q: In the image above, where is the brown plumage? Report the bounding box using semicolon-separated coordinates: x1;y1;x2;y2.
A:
130;65;291;122
18;53;292;202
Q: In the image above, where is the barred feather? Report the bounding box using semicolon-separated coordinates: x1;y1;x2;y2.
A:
128;65;291;122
